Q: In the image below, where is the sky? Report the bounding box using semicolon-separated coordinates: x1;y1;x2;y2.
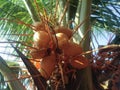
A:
91;27;115;49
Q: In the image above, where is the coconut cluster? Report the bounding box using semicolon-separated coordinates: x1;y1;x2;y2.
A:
30;22;89;79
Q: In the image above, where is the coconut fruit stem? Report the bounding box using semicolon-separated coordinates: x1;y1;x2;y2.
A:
58;62;66;89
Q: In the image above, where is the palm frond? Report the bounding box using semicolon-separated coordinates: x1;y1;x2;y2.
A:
11;43;47;90
91;0;120;34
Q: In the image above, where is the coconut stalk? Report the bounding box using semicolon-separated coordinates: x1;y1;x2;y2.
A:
0;56;25;90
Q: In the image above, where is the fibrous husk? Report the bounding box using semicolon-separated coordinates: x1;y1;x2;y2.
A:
70;55;89;69
40;52;57;79
54;33;69;48
62;42;83;57
33;31;50;49
55;27;73;38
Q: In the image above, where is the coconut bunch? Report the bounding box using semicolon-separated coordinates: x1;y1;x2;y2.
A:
30;22;89;79
54;27;89;70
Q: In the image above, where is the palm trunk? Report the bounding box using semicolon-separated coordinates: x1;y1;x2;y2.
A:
77;0;93;90
0;56;25;90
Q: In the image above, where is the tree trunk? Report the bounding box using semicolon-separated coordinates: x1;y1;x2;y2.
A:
77;0;93;90
0;56;25;90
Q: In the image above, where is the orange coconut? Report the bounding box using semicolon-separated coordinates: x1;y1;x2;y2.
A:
69;55;89;69
55;27;73;38
30;48;47;59
54;33;69;48
32;22;47;32
33;31;50;49
62;42;83;57
40;52;56;79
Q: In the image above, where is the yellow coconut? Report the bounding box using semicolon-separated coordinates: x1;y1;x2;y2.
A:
33;31;50;49
30;48;47;59
40;52;56;79
32;22;47;32
62;42;83;57
55;27;73;38
69;55;89;69
54;33;69;48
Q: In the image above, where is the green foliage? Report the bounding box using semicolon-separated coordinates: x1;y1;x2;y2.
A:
91;0;120;34
0;0;33;57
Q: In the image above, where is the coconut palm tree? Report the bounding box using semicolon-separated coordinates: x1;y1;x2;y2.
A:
0;0;120;90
